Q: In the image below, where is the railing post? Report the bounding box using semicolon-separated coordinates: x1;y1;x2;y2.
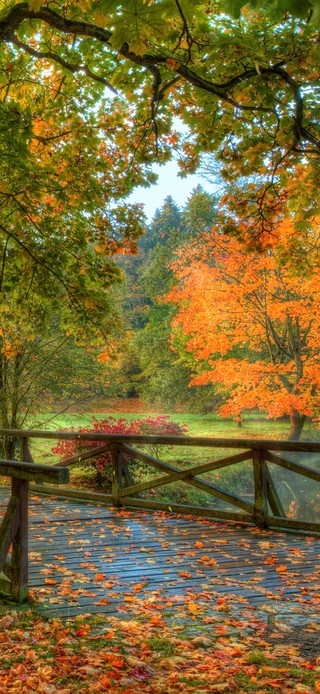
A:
11;477;29;603
110;444;122;507
253;450;268;529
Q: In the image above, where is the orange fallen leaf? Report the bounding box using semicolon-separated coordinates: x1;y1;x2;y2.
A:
98;676;111;687
37;665;53;681
94;598;110;606
133;583;145;593
93;573;106;582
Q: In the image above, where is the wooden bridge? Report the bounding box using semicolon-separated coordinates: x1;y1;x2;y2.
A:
1;489;319;620
0;430;319;617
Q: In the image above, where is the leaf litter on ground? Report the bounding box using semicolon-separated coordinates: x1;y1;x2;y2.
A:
0;594;320;693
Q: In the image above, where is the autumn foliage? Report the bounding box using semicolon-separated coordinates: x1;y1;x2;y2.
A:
165;218;320;439
53;416;187;485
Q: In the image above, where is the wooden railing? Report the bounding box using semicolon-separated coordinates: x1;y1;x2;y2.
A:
0;457;69;602
0;429;319;536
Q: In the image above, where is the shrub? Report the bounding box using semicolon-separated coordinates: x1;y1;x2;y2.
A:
132;415;188;458
52;415;188;488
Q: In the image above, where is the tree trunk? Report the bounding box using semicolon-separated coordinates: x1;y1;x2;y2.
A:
288;411;306;441
3;436;18;459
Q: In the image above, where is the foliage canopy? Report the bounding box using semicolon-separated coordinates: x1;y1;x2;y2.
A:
0;0;317;255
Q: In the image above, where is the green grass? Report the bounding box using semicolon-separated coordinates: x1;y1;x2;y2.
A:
32;410;293;446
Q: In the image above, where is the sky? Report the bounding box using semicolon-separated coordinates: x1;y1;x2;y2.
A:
128;159;218;221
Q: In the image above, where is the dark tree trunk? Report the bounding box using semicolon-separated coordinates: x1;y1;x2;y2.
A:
3;436;18;459
288;411;306;441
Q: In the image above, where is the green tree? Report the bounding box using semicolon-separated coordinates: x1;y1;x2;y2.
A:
117;198;183;404
0;234;123;457
182;186;219;239
139;196;183;252
0;327;110;459
119;191;221;411
223;0;320;23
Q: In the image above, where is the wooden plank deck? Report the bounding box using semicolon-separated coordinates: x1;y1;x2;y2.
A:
0;489;319;619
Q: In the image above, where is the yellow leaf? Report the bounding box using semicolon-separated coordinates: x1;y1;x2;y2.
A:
187;602;201;614
29;0;45;10
0;181;9;194
77;0;90;10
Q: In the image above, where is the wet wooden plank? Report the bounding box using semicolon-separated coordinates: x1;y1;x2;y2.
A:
0;489;319;618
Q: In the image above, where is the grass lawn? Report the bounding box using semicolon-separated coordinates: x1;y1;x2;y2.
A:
33;410;294;439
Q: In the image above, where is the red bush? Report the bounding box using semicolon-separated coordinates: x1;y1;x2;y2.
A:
52;415;188;487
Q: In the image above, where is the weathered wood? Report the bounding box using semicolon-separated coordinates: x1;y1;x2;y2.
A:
1;428;320;452
30;484;113;504
1;487;318;618
120;443;252;476
0;496;20;572
0;482;29;603
119;473;254;514
267;515;320;534
123;497;254;523
2;559;12;580
119;447;253;513
0;459;68;603
0;460;69;485
266;468;286;518
54;443;110;468
110;445;121;506
11;478;29;603
253;450;268;529
119;455;135;488
120;443;180;475
264;451;320;481
117;453;126;490
179;477;254;514
0;574;11;596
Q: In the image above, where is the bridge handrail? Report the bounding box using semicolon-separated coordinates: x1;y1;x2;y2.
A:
1;427;320;451
0;428;319;549
0;452;69;604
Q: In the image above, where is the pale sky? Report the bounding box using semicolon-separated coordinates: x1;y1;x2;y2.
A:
128;160;218;221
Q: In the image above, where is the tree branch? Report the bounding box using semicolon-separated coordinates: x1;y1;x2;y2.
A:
11;37;118;96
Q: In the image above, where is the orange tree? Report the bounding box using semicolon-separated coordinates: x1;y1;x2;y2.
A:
165;218;320;439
